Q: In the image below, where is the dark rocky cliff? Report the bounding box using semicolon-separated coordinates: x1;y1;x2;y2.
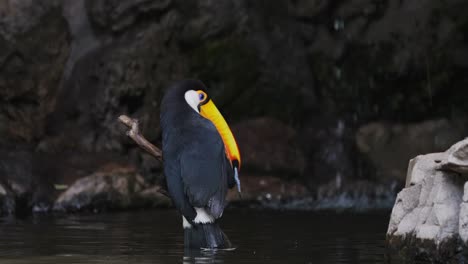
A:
0;0;467;214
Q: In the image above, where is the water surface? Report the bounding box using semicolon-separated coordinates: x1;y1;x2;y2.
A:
0;209;392;263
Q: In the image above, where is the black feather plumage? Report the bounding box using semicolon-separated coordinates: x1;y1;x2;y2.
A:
160;80;234;227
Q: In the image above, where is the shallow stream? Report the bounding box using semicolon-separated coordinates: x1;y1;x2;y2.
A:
0;209;396;263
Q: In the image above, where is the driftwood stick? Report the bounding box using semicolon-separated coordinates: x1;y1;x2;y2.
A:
118;115;170;198
118;115;163;162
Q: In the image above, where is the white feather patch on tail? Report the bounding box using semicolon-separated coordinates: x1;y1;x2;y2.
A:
193;207;214;224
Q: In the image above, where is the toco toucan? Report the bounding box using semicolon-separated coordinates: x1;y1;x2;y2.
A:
160;80;241;250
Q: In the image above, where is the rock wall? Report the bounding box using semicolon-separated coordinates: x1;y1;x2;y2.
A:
357;119;468;182
0;0;468;214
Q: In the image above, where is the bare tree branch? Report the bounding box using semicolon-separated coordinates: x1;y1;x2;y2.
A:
118;115;162;162
118;115;170;198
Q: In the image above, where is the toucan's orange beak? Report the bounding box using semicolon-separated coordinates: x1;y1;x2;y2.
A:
199;99;241;169
198;93;242;193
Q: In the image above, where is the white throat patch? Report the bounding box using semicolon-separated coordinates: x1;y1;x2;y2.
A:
184;90;200;113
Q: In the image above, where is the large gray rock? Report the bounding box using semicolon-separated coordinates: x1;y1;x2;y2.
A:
439;138;468;175
53;167;171;212
459;182;468;245
387;138;468;262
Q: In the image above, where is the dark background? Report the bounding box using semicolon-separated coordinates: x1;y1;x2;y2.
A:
0;0;467;215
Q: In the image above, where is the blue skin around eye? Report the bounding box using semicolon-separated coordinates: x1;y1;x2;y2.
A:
199;94;205;100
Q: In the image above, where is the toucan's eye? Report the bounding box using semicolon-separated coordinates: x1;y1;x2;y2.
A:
197;90;207;102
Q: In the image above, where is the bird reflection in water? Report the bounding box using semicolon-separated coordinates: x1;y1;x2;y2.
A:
183;247;236;264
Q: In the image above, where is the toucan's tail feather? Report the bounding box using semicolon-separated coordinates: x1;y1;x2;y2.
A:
184;223;232;249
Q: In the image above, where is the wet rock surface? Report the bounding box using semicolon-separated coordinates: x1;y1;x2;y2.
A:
357;119;468;182
0;182;14;216
387;138;468;263
300;118;359;190
226;174;309;204
227;175;396;211
0;0;468;214
232;118;305;177
0;0;69;145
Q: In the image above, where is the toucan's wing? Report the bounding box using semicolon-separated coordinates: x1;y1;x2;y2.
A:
180;121;230;219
